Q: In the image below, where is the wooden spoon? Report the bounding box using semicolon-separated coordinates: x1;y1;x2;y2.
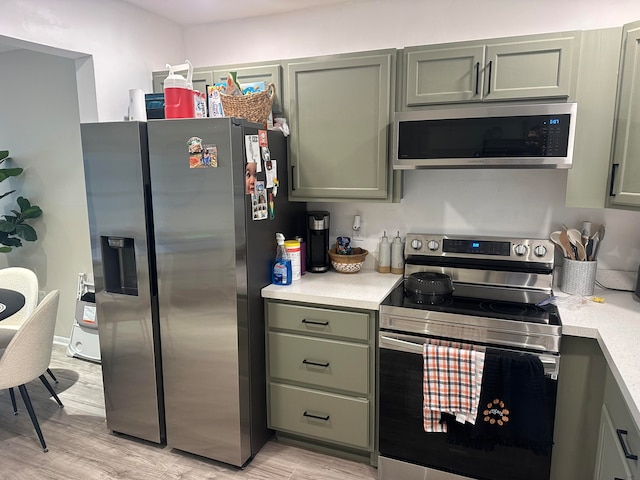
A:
567;228;587;261
559;229;575;260
550;231;569;258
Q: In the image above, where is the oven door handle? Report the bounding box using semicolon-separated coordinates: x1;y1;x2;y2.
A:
379;334;425;354
379;333;560;379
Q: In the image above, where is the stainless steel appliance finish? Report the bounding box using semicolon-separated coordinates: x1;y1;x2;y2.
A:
378;233;562;480
393;102;577;170
81;119;305;467
82;122;163;444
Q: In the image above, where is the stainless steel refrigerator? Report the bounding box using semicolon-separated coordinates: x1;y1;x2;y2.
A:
81;118;305;466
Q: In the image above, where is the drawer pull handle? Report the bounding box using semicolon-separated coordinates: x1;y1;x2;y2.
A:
303;411;330;421
301;319;329;326
302;359;330;368
616;429;638;460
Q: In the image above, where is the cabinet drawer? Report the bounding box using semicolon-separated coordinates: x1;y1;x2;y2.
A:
604;370;640;477
268;382;370;449
267;302;370;341
268;332;369;394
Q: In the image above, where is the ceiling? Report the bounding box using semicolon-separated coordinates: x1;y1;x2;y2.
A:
121;0;356;26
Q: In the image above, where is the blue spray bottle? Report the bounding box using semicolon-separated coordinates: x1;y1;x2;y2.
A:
272;233;292;285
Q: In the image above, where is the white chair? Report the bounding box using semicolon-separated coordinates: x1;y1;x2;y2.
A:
0;267;59;387
0;290;60;451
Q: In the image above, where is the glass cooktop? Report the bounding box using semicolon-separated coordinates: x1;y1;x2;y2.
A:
381;283;561;326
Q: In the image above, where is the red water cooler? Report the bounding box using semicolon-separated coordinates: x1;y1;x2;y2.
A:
164;60;195;119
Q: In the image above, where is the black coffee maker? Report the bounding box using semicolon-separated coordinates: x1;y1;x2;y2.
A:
306;211;330;273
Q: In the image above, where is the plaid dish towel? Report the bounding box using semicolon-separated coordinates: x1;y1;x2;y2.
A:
423;343;485;432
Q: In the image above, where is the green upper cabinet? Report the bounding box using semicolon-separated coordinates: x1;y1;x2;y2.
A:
609;20;640;209
209;63;283;114
405;45;484;105
152;62;283;113
402;32;580;108
285;49;395;201
565;27;622;208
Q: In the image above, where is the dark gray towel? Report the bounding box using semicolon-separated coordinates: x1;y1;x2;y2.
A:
442;349;555;455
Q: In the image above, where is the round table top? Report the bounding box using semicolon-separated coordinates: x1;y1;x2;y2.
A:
0;288;26;321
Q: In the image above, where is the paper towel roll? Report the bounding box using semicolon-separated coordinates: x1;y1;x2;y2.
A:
128;88;147;121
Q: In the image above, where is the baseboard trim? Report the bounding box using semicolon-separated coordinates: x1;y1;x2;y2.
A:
54;335;70;346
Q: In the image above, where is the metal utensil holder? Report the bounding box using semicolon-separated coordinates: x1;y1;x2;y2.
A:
561;258;597;296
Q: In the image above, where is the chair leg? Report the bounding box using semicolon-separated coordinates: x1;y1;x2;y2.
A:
39;375;64;408
9;387;18;415
46;368;58;384
17;384;48;452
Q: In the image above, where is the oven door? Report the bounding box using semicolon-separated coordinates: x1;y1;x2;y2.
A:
378;332;559;480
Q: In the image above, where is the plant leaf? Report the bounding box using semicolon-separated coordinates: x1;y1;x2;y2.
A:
0;236;22;247
0;168;23;182
0;220;17;233
0;190;16;200
0;246;13;253
17;196;31;210
21;206;43;218
0;150;8;161
15;224;37;241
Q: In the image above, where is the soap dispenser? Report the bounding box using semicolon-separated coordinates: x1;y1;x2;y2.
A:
391;231;404;274
377;231;391;273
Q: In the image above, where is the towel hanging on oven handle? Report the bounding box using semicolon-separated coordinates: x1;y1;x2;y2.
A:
379;333;559;379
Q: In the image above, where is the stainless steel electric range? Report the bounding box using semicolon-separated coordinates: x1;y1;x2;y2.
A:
378;233;562;480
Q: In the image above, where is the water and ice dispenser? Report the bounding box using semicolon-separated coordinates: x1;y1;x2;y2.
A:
101;236;138;296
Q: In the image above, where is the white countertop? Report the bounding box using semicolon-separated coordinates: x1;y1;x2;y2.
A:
261;270;402;311
556;287;640;429
262;271;640;429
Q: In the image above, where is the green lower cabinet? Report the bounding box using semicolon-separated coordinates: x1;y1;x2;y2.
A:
268;332;369;395
269;382;370;449
265;300;376;463
595;406;634;480
594;367;640;480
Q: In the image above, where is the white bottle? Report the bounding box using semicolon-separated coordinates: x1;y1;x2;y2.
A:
377;231;391;273
391;231;404;274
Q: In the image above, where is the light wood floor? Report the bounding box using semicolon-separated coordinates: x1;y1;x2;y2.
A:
0;345;377;480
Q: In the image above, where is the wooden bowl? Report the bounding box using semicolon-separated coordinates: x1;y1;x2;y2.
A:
328;247;368;274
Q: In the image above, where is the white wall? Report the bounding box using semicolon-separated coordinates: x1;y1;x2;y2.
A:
0;0;184;337
185;0;640;275
184;0;640;65
0;49;90;337
0;0;183;121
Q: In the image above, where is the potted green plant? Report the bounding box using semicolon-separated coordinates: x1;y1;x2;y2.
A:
0;150;43;253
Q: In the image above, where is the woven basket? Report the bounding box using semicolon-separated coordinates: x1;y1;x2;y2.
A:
220;83;275;124
328;247;368;274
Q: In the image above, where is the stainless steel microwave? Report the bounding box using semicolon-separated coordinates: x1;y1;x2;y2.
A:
392;103;577;169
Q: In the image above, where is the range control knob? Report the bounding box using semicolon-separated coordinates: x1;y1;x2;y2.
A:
427;240;440;251
410;239;423;251
514;244;528;256
534;245;548;257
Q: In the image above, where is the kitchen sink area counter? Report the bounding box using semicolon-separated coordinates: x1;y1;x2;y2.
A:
262;270;403;311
